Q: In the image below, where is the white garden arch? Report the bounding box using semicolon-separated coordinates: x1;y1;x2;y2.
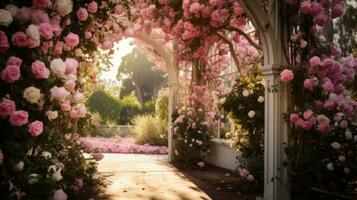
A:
134;1;291;199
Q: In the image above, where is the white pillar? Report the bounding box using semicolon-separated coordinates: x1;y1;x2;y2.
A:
260;65;290;200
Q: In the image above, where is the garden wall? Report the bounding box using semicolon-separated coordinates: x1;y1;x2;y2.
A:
205;139;240;171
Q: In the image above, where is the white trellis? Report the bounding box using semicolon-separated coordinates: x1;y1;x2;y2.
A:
137;1;291;199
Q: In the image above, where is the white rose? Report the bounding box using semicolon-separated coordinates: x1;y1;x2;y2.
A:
0;9;13;27
326;163;334;171
72;92;85;103
13;161;24;172
23;86;41;104
316;114;330;123
41;151;52;159
219;97;226;104
55;0;73;16
5;4;18;17
50;59;66;77
242;89;250;97
28;174;39;184
48;165;63;182
26;24;40;40
224;87;232;94
257;96;264;103
248;110;255;118
338;155;346;162
345;130;352;140
331;142;341;150
46;110;59;121
344;167;350;174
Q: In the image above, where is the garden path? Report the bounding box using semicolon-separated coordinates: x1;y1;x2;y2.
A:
97;153;213;200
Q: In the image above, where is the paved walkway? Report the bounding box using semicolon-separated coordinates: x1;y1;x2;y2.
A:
97;153;212;200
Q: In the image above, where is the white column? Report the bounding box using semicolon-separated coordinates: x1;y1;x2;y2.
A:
260;65;290;200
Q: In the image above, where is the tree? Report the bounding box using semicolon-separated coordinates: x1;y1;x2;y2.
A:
117;48;167;108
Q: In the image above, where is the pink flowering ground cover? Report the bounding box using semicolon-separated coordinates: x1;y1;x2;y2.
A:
80;136;168;155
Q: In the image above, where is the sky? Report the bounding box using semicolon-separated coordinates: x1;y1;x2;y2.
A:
99;38;135;82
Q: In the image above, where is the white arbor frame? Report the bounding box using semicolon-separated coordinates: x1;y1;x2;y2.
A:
137;1;290;199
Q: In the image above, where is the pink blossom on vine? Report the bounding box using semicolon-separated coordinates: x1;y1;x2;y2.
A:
9;110;28;126
0;98;16;117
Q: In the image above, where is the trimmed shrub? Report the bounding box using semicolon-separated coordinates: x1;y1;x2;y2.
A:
132;115;167;146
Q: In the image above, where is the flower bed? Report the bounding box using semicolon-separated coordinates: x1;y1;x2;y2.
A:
79;137;168;155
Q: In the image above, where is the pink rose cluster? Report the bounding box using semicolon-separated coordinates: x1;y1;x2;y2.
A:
79;137;169;155
308;56;357;98
298;0;345;26
1;56;22;83
290;110;333;134
239;168;255;182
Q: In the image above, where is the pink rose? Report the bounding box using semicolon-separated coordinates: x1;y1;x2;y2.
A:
0;98;16;117
189;2;202;14
323;100;335;110
314;12;328;26
16;7;31;24
303;110;314;120
7;56;22;66
317;122;331;134
331;4;345;19
50;86;70;102
310;2;322;15
322;81;334;93
114;5;124;15
12;32;27;47
1;65;20;83
102;40;113;50
9;110;28;126
69;109;78;118
92;153;103;161
27;38;41;48
54;41;63;55
303;79;317;90
197;161;205;168
84;31;92;39
65;58;78;74
39;23;53;40
239;169;250;178
53;189;67;200
28;120;43;137
302;121;313;130
290;114;301;124
280;69;294;83
76;104;86;118
64;80;75;92
65;33;79;47
339;120;348;129
60;101;71;112
33;0;50;8
76;8;88;21
0;31;9;52
300;1;311;14
31;60;50;79
87;1;98;13
71;178;84;191
246;174;255;182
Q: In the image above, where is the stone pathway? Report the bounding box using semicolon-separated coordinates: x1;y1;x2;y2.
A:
97;153;212;200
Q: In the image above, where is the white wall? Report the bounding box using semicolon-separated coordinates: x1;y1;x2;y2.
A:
205;139;240;171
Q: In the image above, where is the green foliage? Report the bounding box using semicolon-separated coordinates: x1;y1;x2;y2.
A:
156;88;169;124
117;95;142;125
143;100;155;114
86;90;122;124
221;67;264;192
132;115;167;146
172;108;211;166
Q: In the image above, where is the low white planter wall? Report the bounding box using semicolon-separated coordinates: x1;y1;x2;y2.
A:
205;139;240;171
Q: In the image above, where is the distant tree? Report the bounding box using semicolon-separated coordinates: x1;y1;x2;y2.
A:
335;2;357;56
117;48;167;108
